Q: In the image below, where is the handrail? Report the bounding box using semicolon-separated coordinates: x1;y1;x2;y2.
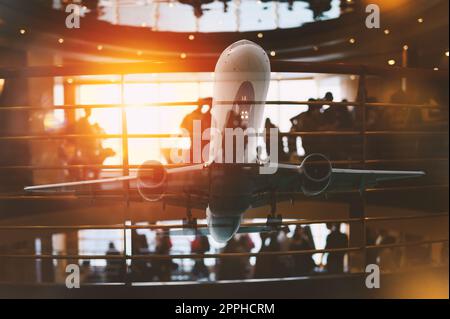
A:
0;101;448;111
0;185;447;201
0;130;448;141
0;158;447;170
0;60;448;79
0;212;447;231
0;239;447;260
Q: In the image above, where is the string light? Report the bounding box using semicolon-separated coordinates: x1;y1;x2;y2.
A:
137;50;143;56
66;78;74;84
19;28;26;35
257;32;263;39
97;45;103;51
188;34;195;40
270;51;276;57
349;38;356;44
433;67;439;71
445;51;449;57
417;18;424;23
313;46;319;51
403;45;409;51
58;38;64;44
388;59;396;66
383;29;390;35
180;52;187;59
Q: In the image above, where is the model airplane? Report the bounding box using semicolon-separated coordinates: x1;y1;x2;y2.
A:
24;40;425;243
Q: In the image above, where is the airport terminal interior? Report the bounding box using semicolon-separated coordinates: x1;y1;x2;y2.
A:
0;0;448;298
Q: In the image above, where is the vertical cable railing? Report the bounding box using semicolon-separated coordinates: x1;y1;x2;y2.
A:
120;74;131;282
359;73;368;269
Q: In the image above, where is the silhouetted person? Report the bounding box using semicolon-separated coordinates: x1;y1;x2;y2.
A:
238;234;255;253
59;108;115;181
290;98;322;155
264;118;286;161
180;98;212;163
290;226;316;275
105;242;125;282
322;98;354;159
131;230;153;281
366;228;378;266
278;226;294;276
217;237;248;280
254;232;271;279
324;223;348;274
153;231;174;281
376;229;399;271
254;232;284;279
191;235;210;279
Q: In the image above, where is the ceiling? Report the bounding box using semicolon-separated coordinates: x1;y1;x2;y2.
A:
0;0;448;68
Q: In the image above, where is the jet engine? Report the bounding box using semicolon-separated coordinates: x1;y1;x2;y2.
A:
137;160;167;202
299;153;332;196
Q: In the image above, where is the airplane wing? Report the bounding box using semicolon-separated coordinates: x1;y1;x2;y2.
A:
250;164;425;208
24;163;209;195
23;175;136;192
326;168;426;193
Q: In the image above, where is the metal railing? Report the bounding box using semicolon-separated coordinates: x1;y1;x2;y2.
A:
0;60;448;281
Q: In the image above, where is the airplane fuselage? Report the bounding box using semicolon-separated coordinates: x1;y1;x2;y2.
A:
205;40;271;242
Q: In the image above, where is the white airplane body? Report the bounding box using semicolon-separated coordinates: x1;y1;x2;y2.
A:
25;40;425;243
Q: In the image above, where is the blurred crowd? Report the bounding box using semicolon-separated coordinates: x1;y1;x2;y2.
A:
76;221;446;284
177;89;448;166
57;108;115;181
280;90;447;162
79;223;350;283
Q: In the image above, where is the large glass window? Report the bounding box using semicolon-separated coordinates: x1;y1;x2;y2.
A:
56;0;344;32
72;73;341;166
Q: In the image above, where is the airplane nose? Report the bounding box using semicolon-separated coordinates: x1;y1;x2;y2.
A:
217;40;271;75
207;211;241;243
